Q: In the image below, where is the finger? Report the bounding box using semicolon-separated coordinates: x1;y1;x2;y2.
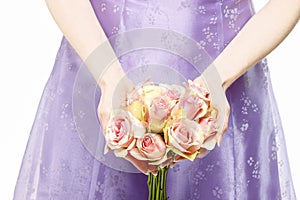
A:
193;76;207;88
97;104;111;128
169;162;175;168
148;168;159;176
217;102;230;146
221;102;230;134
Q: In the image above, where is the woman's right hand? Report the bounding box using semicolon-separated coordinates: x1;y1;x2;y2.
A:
97;82;163;175
97;75;134;131
97;63;162;175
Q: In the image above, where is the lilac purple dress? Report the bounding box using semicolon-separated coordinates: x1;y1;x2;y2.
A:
14;0;297;199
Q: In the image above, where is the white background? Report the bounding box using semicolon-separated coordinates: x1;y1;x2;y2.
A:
0;0;299;199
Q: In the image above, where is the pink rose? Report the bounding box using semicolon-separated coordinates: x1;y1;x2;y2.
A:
164;118;205;161
105;109;146;157
199;117;217;137
179;81;211;120
159;84;185;101
126;86;142;106
129;133;167;165
126;83;184;133
146;95;176;132
198;116;219;150
187;80;211;101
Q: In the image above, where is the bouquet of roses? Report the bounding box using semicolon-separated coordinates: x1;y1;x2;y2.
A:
104;80;222;200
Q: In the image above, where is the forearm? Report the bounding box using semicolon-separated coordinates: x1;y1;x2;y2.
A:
45;0;125;87
214;0;300;90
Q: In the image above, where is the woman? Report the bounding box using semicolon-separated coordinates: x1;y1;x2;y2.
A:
14;0;300;199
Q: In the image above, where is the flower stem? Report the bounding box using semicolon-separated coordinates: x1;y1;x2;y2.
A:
147;165;170;200
147;173;152;199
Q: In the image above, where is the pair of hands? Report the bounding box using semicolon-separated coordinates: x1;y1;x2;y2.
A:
97;70;230;175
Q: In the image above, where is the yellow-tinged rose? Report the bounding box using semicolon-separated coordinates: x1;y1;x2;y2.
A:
142;84;163;106
177;81;211;120
164;118;206;161
146;95;177;133
127;100;144;121
169;104;188;120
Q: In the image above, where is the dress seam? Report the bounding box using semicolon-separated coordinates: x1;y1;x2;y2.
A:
217;2;237;198
227;90;237;200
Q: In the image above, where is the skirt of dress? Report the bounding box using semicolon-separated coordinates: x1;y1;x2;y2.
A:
14;0;297;199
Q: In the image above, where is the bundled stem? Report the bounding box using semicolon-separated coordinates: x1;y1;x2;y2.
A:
147;165;170;200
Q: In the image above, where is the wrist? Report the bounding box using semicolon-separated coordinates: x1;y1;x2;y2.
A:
198;64;229;92
98;61;127;90
213;63;231;91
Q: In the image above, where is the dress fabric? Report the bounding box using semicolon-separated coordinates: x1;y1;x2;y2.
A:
14;0;297;199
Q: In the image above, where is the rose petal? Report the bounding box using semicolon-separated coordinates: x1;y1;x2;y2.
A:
159;84;185;100
148;118;166;133
127;100;144;121
168;130;189;153
104;144;111;155
187;80;211;101
187;144;201;154
129;148;149;161
114;148;129;158
196;148;209;158
125;153;157;175
137;134;166;161
167;145;198;161
217;135;223;147
127;138;136;151
201;134;217;150
143;148;165;161
194;104;209;120
149;148;171;166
